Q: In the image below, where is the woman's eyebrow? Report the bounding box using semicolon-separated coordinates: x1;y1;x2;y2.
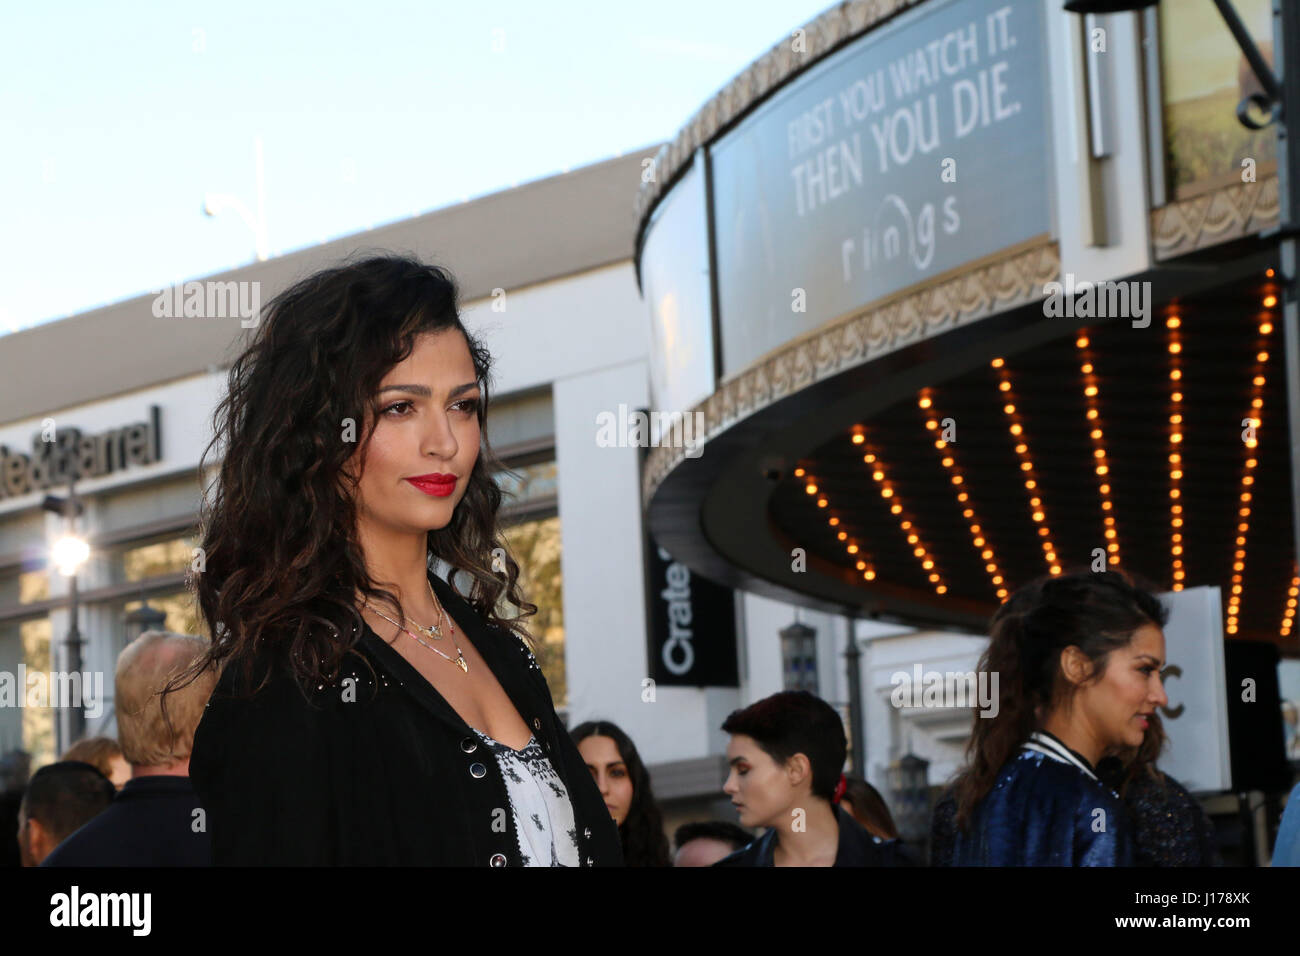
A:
377;382;479;398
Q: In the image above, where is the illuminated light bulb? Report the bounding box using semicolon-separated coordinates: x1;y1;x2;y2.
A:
794;467;806;477
1086;408;1099;420
999;381;1011;392
997;589;1008;599
992;357;1005;367
1171;433;1182;443
936;585;948;595
1102;501;1113;510
1011;424;1023;435
907;534;919;544
1166;316;1180;329
1091;429;1102;439
837;531;847;540
865;454;876;463
993;575;1003;585
1050;565;1062;574
1171;470;1183;480
829;517;840;526
1172;392;1183;402
847;544;858;554
1254;376;1266;387
1015;443;1028;455
852;433;865;444
805;483;817;494
1170;369;1182;380
1264;295;1277;308
856;560;865;570
982;549;993;560
872;470;885;481
963;509;974;518
1099;484;1110;494
1076;337;1088;348
957;492;969;502
926;420;938;430
1258;352;1269;362
1261;322;1273;334
1046;553;1057;562
817;498;828;508
1085;385;1098;397
1168;342;1181;354
922;559;934;570
914;547;925;557
986;563;996;573
934;439;946;449
1094;449;1106;459
1032;511;1044;522
891;504;902;514
974;537;985;547
881;488;894;498
901;521;913;530
918;397;932;409
942;457;954;468
951;475;963;485
1081;363;1093;374
864;570;876;581
1004;404;1016;415
1021;462;1033;471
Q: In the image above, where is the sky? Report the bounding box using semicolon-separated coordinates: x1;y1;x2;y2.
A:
0;0;831;335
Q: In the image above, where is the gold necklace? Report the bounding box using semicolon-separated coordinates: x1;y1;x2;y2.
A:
364;602;469;673
406;581;455;641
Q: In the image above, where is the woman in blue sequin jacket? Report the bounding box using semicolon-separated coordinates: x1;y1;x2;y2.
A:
935;570;1170;866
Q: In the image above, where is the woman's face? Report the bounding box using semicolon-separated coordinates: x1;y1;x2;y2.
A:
1075;623;1169;752
722;733;798;829
578;735;634;826
347;329;481;535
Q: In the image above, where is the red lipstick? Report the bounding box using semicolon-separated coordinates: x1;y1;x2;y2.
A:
406;473;458;497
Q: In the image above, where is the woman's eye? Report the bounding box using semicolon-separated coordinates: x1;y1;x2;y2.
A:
383;401;413;417
452;398;480;415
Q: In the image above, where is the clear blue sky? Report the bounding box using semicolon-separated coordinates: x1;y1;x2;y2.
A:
1;0;830;334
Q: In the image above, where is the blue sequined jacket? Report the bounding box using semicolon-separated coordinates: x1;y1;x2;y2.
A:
939;731;1131;866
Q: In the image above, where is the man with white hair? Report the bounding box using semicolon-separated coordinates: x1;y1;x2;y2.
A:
42;630;217;866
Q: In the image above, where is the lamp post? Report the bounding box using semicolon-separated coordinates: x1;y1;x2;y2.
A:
42;481;89;753
1067;0;1300;647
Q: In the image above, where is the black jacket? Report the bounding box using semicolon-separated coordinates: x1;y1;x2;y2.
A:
40;775;211;867
189;569;623;866
712;803;917;867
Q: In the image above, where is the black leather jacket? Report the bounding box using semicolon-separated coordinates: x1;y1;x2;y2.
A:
713;803;917;866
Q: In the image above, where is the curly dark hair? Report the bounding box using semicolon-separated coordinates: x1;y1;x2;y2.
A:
165;253;536;703
571;720;671;867
949;568;1169;831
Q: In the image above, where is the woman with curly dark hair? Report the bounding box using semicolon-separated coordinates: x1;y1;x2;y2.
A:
938;569;1169;866
173;254;622;866
571;721;671;866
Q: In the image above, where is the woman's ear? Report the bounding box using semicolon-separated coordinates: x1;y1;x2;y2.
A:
1058;645;1096;687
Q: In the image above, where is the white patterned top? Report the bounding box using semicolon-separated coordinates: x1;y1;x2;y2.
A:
473;727;581;867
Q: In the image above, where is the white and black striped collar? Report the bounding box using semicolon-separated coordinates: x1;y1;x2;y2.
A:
1022;730;1099;782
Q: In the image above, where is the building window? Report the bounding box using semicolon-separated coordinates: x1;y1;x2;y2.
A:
114;535;197;585
499;514;565;708
0;617;54;769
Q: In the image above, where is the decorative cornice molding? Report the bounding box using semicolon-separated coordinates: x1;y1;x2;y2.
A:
634;0;928;242
1151;175;1279;260
641;239;1061;507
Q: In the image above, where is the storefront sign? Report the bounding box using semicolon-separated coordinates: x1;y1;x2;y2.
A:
644;539;739;687
0;406;162;498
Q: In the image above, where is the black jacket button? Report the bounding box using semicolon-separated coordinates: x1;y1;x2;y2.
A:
460;736;478;753
470;762;487;779
490;853;507;867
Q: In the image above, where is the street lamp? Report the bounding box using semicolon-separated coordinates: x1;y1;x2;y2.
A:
42;483;88;752
1064;0;1300;608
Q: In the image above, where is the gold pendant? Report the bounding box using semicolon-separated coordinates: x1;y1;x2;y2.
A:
455;655;469;673
415;622;443;640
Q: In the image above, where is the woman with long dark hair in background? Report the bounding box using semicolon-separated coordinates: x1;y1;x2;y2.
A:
937;569;1169;866
171;254;622;866
571;720;671;866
